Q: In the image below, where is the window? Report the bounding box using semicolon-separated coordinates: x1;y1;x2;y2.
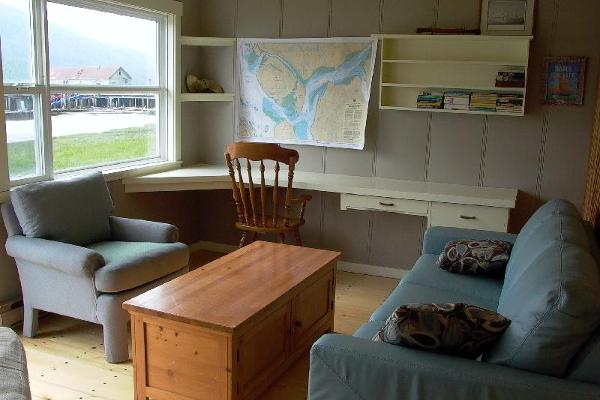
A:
0;0;179;184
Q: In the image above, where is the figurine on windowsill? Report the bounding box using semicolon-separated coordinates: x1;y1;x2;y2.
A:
186;74;225;93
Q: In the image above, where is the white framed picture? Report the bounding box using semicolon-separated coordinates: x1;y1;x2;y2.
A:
481;0;535;35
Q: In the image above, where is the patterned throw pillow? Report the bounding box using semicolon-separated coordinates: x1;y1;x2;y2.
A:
438;240;512;275
373;303;511;359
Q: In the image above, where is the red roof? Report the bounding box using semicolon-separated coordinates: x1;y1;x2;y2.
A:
49;66;129;81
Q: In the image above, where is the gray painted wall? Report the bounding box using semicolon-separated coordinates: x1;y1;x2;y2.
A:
180;0;600;269
0;0;598;304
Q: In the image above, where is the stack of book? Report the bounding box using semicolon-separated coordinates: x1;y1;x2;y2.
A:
470;92;498;112
496;70;526;88
496;93;524;114
444;91;471;111
416;91;444;109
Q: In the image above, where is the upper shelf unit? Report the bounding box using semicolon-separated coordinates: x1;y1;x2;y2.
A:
374;34;533;116
180;36;236;102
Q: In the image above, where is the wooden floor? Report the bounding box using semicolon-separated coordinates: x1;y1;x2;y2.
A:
19;254;399;400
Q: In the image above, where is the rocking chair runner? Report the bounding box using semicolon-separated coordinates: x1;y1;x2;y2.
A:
225;142;312;247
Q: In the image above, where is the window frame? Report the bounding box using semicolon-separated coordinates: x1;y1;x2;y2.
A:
1;0;180;186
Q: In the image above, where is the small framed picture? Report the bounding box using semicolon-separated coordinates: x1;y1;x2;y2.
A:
543;57;588;105
481;0;535;35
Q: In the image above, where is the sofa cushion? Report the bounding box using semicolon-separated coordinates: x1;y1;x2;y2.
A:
369;278;501;323
486;241;600;377
373;303;511;359
505;200;584;285
502;212;590;295
567;329;600;385
401;254;503;308
90;241;189;293
438;240;512;275
10;172;113;246
354;321;386;340
0;328;31;400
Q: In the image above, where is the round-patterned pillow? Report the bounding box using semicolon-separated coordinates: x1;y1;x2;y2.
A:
373;303;511;359
438;240;513;275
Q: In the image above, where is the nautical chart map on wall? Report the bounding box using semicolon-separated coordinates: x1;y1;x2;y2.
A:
237;37;377;150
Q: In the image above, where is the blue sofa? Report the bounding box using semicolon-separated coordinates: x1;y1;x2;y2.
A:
308;200;600;400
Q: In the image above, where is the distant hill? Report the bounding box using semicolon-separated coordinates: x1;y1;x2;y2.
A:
1;5;155;86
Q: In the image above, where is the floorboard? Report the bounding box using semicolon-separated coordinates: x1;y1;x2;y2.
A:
19;252;399;400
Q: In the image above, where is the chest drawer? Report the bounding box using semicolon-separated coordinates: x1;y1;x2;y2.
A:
340;194;429;216
429;202;509;232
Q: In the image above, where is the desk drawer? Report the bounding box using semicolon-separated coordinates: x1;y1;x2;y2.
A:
429;203;509;232
340;194;429;216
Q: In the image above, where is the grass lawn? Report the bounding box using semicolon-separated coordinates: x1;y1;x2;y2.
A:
8;124;156;178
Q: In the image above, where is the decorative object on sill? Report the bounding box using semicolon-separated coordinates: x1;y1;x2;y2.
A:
416;27;481;35
542;57;587;106
481;0;535;36
186;74;224;94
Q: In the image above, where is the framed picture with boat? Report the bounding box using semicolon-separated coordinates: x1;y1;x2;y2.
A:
543;57;587;105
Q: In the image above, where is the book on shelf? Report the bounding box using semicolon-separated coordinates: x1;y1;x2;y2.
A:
444;91;471;110
496;70;526;88
470;92;498;112
496;93;524;113
417;90;444;109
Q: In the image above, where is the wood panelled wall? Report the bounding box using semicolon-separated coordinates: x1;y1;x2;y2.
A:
180;0;600;271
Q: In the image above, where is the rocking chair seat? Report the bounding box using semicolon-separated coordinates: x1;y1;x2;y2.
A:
236;216;305;234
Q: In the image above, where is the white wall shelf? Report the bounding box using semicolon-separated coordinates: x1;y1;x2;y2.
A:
181;36;235;47
375;34;533;116
180;93;235;102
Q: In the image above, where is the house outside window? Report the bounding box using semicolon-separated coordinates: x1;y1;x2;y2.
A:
0;0;180;184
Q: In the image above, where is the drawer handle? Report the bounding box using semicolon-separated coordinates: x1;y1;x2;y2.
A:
459;215;477;220
294;320;303;328
379;202;395;207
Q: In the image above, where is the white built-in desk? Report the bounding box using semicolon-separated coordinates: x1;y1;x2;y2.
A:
123;164;518;232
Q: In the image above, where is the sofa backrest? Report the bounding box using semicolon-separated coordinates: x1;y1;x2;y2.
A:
7;172;113;246
503;199;582;285
566;223;600;385
485;200;600;377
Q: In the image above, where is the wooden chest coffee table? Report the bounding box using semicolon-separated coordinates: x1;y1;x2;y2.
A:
123;241;340;400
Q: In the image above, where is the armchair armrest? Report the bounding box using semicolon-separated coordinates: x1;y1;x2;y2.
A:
109;216;179;243
309;334;600;400
5;236;104;277
422;226;518;255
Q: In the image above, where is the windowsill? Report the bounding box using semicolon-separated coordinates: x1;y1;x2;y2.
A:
2;160;183;203
54;159;183;182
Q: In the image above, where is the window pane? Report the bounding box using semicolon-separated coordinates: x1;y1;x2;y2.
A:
47;2;158;87
0;0;34;83
5;94;41;179
51;93;158;172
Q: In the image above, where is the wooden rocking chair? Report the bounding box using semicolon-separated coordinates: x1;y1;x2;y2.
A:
225;142;312;247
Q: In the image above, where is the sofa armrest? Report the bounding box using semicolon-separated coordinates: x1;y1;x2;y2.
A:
109;216;179;243
0;328;31;400
309;334;600;400
5;236;104;277
422;226;518;255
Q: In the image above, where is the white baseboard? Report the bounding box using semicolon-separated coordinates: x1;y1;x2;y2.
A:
190;241;408;280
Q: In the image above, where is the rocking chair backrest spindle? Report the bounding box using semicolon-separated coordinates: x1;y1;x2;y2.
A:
225;142;299;228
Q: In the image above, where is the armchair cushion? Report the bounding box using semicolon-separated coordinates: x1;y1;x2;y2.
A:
10;172;113;246
90;241;189;293
0;328;31;400
5;235;105;276
109;216;179;243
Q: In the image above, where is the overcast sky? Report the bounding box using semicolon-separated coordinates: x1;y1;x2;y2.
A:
0;0;157;56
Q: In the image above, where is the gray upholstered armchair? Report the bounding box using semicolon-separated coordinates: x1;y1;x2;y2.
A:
1;172;189;363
